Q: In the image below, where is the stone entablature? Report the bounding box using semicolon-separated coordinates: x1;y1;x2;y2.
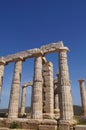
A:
0;41;64;63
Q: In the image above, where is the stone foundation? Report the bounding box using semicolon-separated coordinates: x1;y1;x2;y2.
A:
59;124;70;130
39;125;57;130
0;118;57;130
1;118;86;130
75;125;86;130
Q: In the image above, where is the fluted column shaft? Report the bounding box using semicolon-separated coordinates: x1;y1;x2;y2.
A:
8;58;22;119
43;62;54;118
31;55;43;119
0;60;5;98
20;86;26;115
58;47;74;120
78;79;86;116
54;92;59;110
55;73;60;112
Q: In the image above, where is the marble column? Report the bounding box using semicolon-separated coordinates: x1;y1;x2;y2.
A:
54;73;60;111
54;92;59;111
31;55;43;119
8;57;23;119
0;59;5;98
58;47;74;121
78;79;86;116
54;75;60;118
43;62;54;118
20;86;26;115
55;72;60;112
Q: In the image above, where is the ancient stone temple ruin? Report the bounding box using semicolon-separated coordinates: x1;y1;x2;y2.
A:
0;41;76;130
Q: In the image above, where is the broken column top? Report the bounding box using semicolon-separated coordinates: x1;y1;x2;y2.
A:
0;57;6;65
0;41;65;63
54;78;58;84
78;79;85;83
22;81;33;88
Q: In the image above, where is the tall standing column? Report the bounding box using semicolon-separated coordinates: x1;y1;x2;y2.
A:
8;57;23;119
0;59;5;99
54;82;59;112
43;62;54;118
20;86;26;115
54;74;60;119
54;73;60;114
54;89;60;118
78;79;86;116
54;93;59;110
58;47;74;121
31;55;43;119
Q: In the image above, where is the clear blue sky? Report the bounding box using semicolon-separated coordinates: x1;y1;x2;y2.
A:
0;0;86;109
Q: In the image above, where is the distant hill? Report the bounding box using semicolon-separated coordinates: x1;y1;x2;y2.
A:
0;105;82;116
0;106;31;113
0;108;8;113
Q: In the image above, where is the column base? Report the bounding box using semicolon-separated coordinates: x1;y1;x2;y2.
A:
59;119;77;130
31;112;43;119
39;125;57;130
19;113;27;118
43;113;54;119
59;119;77;125
54;109;60;119
8;115;18;119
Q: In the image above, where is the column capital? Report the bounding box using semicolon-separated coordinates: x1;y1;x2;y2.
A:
78;79;85;83
44;61;53;67
58;47;69;52
22;85;26;89
23;81;33;87
34;51;43;58
0;57;6;65
13;56;23;62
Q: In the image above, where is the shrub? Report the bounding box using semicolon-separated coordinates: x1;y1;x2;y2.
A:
74;116;86;125
9;122;18;129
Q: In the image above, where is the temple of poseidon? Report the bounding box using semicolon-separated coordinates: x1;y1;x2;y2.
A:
0;41;85;130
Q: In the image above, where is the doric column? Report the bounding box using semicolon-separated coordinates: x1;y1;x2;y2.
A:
54;74;60;118
43;62;54;118
0;59;5;98
31;55;43;119
54;92;60;118
78;79;86;116
8;57;23;119
54;92;59;111
20;86;26;115
58;47;74;121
